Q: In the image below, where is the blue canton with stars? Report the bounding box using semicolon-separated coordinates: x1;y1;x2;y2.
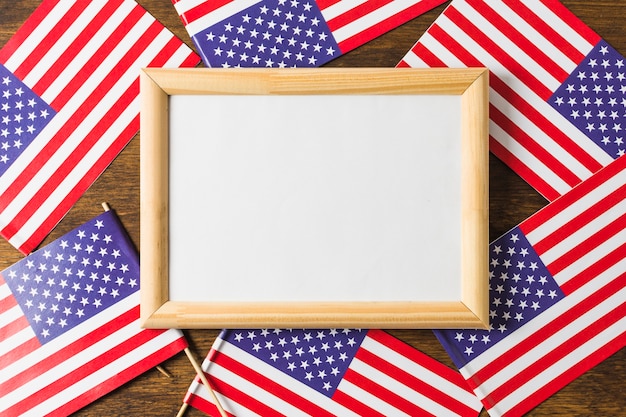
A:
0;64;56;176
193;0;340;68
225;328;366;396
550;40;626;158
2;211;138;344
434;227;565;368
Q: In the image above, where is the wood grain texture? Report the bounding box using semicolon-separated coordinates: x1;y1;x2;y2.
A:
0;1;623;416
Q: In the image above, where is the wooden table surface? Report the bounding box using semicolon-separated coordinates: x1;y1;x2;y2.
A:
0;1;623;416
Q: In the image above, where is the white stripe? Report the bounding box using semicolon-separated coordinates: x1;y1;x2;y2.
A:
525;168;626;244
1;1;74;73
172;0;210;15
319;0;367;21
19;1;109;91
454;0;561;92
553;228;626;286
183;0;260;37
399;50;427;68
8;28;176;246
461;256;624;381
0;11;154;196
537;198;626;267
0;309;37;357
0;293;137;385
161;42;197;68
487;0;580;74
530;0;595;55
0;295;141;410
345;357;453;417
489;88;596;182
462;258;625;399
432;13;612;174
488;119;573;196
23;327;183;417
337;377;411;416
327;0;423;45
360;335;481;411
493;315;624;415
39;0;137;103
213;338;361;417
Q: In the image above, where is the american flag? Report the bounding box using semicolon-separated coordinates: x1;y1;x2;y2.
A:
182;328;483;416
0;210;187;417
434;155;626;416
172;0;447;68
0;0;199;254
398;0;623;201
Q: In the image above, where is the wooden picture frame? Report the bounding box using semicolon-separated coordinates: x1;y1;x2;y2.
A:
139;68;489;329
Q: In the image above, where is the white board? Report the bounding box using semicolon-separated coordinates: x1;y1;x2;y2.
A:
167;94;462;303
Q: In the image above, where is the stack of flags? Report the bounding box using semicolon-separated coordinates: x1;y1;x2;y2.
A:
0;1;623;416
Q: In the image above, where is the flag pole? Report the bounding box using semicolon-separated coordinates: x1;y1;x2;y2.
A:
184;347;228;417
175;402;188;417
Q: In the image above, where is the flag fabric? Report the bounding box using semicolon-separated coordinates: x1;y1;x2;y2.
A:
398;0;624;201
172;0;447;68
0;0;199;254
0;210;188;417
433;155;626;416
182;328;483;416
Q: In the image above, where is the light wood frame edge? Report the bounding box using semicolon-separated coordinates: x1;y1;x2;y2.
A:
139;68;490;329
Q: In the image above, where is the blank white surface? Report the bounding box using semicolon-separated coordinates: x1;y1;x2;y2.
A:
168;94;462;302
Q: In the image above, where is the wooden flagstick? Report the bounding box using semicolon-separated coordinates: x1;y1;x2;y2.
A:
183;347;228;417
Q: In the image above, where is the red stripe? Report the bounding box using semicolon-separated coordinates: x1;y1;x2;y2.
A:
509;328;626;417
0;305;138;394
355;346;475;417
10;2;85;83
433;8;604;178
503;0;586;67
465;273;624;391
532;183;626;255
489;103;582;188
342;367;436;417
16;43;197;255
489;136;560;201
213;352;335;416
559;240;626;295
367;330;469;389
4;84;138;242
31;0;124;97
4;324;174;417
332;388;385;417
50;4;147;110
186;391;235;417
427;22;596;189
0;313;30;343
179;0;232;26
0;19;163;241
0;5;148;216
406;41;448;67
446;5;552;100
520;156;626;233
17;117;138;255
210;374;277;417
0;337;40;372
489;74;603;176
466;0;568;82
326;0;393;32
482;298;624;409
336;0;445;54
539;0;600;46
316;0;342;9
50;336;186;417
0;0;57;63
